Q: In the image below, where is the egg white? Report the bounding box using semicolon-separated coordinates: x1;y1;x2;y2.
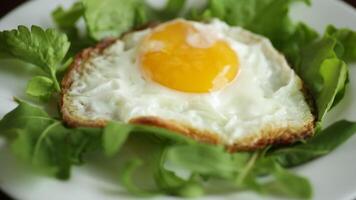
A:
67;19;314;145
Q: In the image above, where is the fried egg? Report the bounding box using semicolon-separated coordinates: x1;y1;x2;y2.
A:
63;19;314;150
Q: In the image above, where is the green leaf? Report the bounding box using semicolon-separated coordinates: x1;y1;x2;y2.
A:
296;37;348;121
26;76;55;100
81;0;148;40
234;155;312;199
0;26;70;91
156;0;187;20
102;122;193;157
52;2;85;29
325;25;356;62
120;158;157;196
103;121;132;156
272;120;356;167
278;23;319;67
131;124;194;144
165;144;236;178
235;152;259;186
263;166;312;199
0;101;102;179
154;147;204;197
191;0;312;55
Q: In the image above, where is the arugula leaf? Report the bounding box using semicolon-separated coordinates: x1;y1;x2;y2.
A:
154;147;204;197
103;121;132;157
26;76;55;100
0;101;101;179
234;154;312;199
81;0;148;41
0;105;314;198
165;144;236;178
263;165;312;199
101;121;194;157
325;25;356;62
271;120;356;167
120;158;157;196
0;26;70;92
296;36;348;121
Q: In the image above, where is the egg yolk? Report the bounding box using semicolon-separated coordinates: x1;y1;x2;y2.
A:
139;20;239;93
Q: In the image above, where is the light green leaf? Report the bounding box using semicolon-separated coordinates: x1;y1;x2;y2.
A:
235;155;312;199
103;121;132;156
296;37;348;121
82;0;147;40
120;158;157;196
325;25;356;62
52;2;85;29
165;144;236;178
26;76;55;100
263;166;312;199
0;26;70;91
154;147;204;197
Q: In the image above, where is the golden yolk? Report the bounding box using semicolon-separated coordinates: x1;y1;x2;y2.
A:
139;20;239;93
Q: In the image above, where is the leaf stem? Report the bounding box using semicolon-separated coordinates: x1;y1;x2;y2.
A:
32;121;61;164
236;152;259;185
50;69;61;92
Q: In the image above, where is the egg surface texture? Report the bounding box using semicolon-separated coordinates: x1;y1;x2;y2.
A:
66;19;314;148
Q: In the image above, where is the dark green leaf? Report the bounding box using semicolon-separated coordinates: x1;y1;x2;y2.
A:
272;120;356;167
0;101;102;179
156;0;187;20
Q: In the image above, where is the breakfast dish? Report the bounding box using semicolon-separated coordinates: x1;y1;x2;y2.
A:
61;19;315;151
0;0;356;200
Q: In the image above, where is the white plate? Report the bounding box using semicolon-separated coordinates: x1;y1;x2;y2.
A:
0;0;356;200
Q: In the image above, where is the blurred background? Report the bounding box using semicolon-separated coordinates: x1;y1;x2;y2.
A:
1;0;356;18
